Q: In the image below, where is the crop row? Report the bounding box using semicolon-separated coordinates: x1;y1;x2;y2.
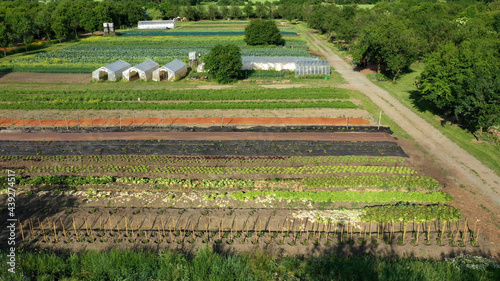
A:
230;190;452;203
0;155;406;164
360;204;461;223
14;165;418;176
0;175;450;203
122;31;299;37
303;176;440;190
0;174;439;191
11;37;311;68
0;87;350;102
0;100;356;110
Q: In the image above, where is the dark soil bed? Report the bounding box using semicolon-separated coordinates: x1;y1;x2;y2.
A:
0;140;408;157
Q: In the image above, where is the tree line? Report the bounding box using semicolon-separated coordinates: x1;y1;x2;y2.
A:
0;0;296;52
302;0;499;134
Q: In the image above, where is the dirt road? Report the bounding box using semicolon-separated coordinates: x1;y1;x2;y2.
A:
298;25;500;254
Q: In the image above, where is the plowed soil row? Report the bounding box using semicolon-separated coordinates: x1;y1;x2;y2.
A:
0;117;370;127
0;132;394;142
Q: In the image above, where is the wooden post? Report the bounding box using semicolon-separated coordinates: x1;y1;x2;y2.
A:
38;116;42;126
91;117;93;126
77;115;80;127
65;117;68;130
19;220;25;241
162;112;165;127
119;115;122;129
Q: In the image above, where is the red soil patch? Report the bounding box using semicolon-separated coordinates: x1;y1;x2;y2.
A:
0;132;394;142
0;117;370;127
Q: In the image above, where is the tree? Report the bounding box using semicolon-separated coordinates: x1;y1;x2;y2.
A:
419;40;499;134
352;15;419;81
229;6;243;20
244;19;282;45
243;2;254;19
207;5;220;20
0;22;10;57
254;2;268;19
204;44;242;84
147;7;164;20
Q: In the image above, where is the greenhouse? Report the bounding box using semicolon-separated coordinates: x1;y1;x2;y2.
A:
122;59;159;81
91;60;131;81
241;56;323;72
152;59;188;82
138;20;176;29
295;60;331;77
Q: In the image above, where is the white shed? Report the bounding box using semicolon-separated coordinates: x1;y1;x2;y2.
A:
92;60;131;81
122;59;159;81
152;59;188;82
138;20;176;29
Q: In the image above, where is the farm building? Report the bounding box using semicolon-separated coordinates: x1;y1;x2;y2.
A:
122;59;159;81
138;20;176;29
92;60;131;81
241;56;330;76
152;59;188;82
295;60;331;77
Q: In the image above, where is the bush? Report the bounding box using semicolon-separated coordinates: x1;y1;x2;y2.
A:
244;19;283;46
204;44;242;84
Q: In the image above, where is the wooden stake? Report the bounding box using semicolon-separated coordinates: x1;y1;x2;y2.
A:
415;224;420;244
60;218;67;238
108;217;113;236
441;221;446;238
53;222;58;242
72;218;78;238
463;218;468;242
29;219;35;237
403;223;407;243
161;218;165;237
19;220;25;241
40;219;47;241
473;219;479;237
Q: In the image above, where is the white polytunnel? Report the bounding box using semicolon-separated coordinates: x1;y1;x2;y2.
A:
92;60;131;81
152;59;188;82
122;59;159;81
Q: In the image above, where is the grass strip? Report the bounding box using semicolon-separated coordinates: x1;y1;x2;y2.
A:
3;248;499;280
0;87;350;102
0;100;356;110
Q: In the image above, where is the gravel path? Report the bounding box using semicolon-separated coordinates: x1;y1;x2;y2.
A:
298;25;500;206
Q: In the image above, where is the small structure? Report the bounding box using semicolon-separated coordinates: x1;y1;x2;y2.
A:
189;52;197;68
122;59;159;81
103;23;115;35
138;20;176;29
92;60;131;81
152;59;188;82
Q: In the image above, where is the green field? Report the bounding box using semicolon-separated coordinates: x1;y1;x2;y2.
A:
0;21;312;73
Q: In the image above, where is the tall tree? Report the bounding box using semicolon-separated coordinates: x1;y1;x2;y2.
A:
419;40;499;134
353;15;419;81
244;19;282;45
204;44;242;84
